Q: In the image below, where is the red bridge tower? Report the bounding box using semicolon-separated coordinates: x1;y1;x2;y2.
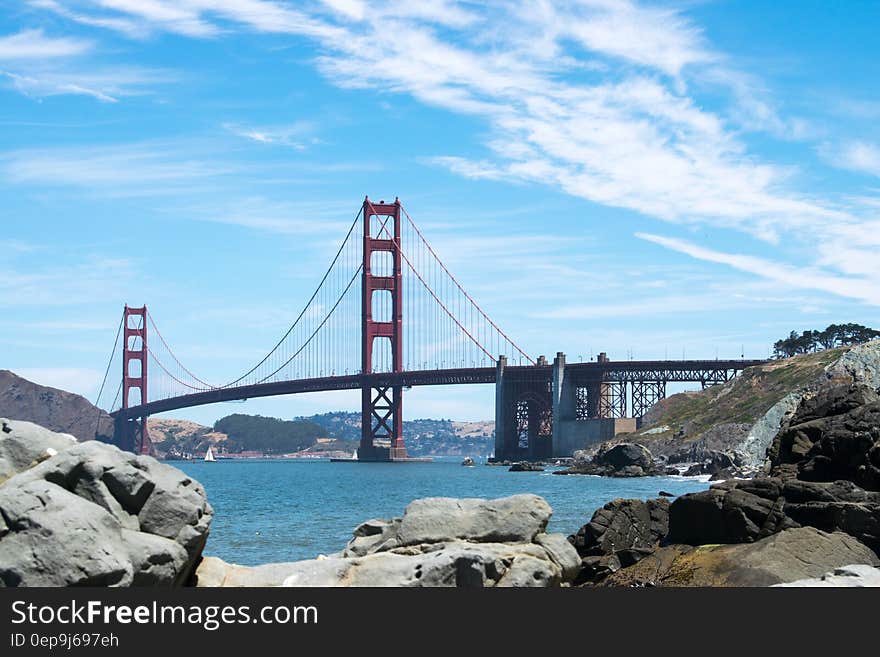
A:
122;304;150;454
360;197;407;461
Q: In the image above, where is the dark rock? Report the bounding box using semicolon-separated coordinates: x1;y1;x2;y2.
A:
554;442;663;477
709;468;738;481
769;384;880;490
509;462;544;472
677;450;737;477
658;490;674;497
568;498;670;583
599;443;653;470
667;481;795;545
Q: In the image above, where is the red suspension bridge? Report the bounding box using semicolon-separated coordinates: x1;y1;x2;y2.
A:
98;197;764;461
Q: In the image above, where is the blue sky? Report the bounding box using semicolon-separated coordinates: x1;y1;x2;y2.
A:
2;1;879;425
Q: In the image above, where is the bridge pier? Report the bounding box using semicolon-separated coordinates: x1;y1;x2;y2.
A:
493;352;679;462
492;355;553;462
113;416;150;454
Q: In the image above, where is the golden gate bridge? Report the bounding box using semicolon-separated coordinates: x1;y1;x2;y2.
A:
96;197;764;461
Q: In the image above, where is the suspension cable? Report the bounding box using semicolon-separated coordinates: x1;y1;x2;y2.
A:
94;311;124;408
147;313;215;389
256;263;364;383
146;345;208;391
218;205;364;388
366;201;496;364
400;204;534;364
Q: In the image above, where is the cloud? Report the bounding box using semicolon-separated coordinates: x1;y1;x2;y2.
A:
636;232;880;305
0;28;92;60
3;70;119;102
825;141;880;178
0;257;137;307
21;1;880;309
0;141;235;194
223;120;316;149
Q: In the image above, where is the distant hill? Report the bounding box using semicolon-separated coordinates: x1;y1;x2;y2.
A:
301;411;495;457
0;370;114;443
149;414;335;457
214;414;327;454
147;418;229;457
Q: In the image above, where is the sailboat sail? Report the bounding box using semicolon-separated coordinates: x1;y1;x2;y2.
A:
204;446;216;462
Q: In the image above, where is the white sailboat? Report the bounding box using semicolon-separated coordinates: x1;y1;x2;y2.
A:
204;446;216;463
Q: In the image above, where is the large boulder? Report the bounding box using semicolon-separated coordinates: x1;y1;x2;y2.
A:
602;527;879;587
0;417;77;485
395;495;552;546
280;542;570;587
0;437;212;586
196;494;579;588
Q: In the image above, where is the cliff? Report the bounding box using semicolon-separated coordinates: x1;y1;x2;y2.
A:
0;369;114;443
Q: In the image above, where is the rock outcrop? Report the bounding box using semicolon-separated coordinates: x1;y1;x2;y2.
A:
0;370;114;443
196;494;580;587
0;421;212;586
554;442;664;477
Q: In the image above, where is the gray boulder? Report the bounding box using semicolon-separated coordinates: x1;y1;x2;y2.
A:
0;417;77;485
396;494;551;546
279;541;569;588
0;436;212;586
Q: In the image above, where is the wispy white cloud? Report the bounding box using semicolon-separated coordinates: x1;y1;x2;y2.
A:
0;256;137;307
223;120;317;149
0;141;235;194
21;0;880;310
824;140;880;178
0;28;92;60
28;0;153;39
636;232;880;305
3;70;118;102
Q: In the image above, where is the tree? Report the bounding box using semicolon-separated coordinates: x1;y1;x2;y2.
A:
772;323;880;359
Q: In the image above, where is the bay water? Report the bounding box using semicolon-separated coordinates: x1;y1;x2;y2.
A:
176;458;709;566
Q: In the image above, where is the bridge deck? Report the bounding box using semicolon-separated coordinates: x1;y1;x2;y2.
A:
112;359;766;420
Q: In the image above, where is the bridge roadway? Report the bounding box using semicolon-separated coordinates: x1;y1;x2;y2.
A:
111;358;767;420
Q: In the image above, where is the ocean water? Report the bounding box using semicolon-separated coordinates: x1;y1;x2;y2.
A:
175;458;710;566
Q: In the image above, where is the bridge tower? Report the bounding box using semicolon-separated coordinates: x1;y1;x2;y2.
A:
360;197;407;461
120;304;151;454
